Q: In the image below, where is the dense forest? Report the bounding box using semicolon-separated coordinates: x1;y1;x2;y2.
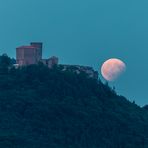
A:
0;54;148;148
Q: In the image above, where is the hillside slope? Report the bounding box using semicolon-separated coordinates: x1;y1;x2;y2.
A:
0;55;147;147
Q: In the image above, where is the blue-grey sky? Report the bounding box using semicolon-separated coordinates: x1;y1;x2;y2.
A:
0;0;148;106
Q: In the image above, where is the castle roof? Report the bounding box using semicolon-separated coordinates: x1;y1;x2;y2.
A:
16;46;37;49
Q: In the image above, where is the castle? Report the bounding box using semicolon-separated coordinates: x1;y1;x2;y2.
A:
16;42;98;79
16;42;58;68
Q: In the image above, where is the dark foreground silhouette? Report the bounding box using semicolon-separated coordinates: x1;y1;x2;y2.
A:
0;54;148;148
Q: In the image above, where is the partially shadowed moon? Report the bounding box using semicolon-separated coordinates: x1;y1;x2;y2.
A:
101;58;126;81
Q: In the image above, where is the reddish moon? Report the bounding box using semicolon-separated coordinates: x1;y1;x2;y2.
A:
101;58;126;81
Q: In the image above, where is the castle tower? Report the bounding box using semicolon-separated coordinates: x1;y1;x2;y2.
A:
16;42;43;66
30;42;43;61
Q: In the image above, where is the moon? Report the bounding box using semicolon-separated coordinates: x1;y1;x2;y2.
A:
101;58;126;81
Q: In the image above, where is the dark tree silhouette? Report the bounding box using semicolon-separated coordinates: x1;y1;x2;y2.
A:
0;54;147;147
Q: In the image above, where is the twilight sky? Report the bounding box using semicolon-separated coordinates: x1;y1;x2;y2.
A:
0;0;148;106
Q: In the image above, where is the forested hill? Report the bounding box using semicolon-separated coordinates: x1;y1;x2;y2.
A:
0;54;148;148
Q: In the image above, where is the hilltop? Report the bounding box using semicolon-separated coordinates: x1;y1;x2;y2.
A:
0;54;148;148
